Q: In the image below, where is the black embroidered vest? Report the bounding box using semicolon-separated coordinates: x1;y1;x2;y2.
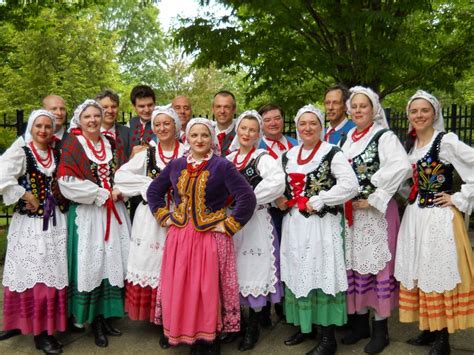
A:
239;152;266;190
351;129;389;199
15;146;66;217
146;146;162;179
282;146;341;218
410;132;453;208
90;141;118;188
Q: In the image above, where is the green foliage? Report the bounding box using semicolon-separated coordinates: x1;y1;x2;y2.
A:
176;0;474;113
0;6;118;113
0;128;17;153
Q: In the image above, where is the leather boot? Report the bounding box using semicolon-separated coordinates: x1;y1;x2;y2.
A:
0;329;21;341
201;339;221;355
306;325;337;355
101;317;122;336
34;331;63;354
342;312;370;345
91;316;108;347
259;302;272;328
428;329;450;355
238;308;260;351
407;330;437;346
364;318;389;354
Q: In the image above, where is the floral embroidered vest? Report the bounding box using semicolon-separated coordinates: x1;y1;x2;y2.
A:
282;146;341;218
15;146;66;217
410;132;453;208
146;146;161;179
90;144;118;188
351;129;389;199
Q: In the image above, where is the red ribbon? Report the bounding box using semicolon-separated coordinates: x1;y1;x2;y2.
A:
408;164;419;203
217;132;226;149
99;166;122;242
267;138;286;151
286;173;309;211
324;127;335;141
344;200;353;227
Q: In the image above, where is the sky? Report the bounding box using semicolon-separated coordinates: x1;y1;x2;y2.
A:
157;0;230;32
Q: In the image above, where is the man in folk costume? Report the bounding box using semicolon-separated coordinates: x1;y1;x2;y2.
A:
172;95;193;143
323;85;355;146
96;89;131;161
57;99;131;348
213;90;237;157
43;95;69;150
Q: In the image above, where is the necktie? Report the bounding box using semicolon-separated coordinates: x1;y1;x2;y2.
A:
324;127;335;141
217;132;226;148
266;138;286;151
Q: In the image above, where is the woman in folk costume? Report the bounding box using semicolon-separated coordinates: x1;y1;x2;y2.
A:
395;90;474;355
0;110;67;354
57;99;131;348
114;106;185;346
226;110;285;351
341;86;411;354
276;105;359;355
147;118;256;354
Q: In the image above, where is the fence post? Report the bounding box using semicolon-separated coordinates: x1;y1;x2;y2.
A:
385;108;391;126
450;104;457;134
16;109;24;137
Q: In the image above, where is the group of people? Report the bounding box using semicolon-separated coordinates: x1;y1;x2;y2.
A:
0;84;472;355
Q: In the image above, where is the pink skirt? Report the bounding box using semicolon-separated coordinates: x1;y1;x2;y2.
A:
125;281;157;322
3;283;67;335
346;199;400;317
154;223;240;345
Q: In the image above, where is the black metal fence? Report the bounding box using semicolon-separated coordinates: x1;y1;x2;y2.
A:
1;104;473;228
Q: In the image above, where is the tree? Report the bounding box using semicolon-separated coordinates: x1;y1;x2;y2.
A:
0;7;118;113
175;0;474;111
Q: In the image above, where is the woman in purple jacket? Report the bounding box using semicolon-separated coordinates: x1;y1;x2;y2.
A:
147;117;256;354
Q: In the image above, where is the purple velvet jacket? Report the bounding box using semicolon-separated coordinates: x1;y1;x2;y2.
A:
147;154;256;236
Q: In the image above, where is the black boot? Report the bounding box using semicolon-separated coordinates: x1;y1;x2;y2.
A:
91;316;108;347
159;332;170;349
364;318;389;354
0;329;21;341
34;331;63;354
201;339;221;355
259;302;272;328
101;317;122;336
284;329;315;346
306;325;337;355
428;329;450;355
342;312;370;345
407;330;437;346
238;308;260;351
190;341;203;355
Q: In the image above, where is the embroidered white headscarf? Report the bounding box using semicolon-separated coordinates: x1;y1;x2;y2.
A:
346;86;389;129
68;99;104;132
185;117;220;156
294;104;325;143
406;90;445;133
229;110;263;152
151;105;182;139
24;109;57;144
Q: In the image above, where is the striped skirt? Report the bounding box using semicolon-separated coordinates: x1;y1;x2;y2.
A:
399;209;474;332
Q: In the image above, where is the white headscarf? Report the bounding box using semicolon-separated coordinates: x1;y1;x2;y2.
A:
185;117;220;156
68;99;104;132
229;110;263;152
347;86;389;129
24;109;56;144
151;105;182;138
294;104;325;143
406;90;445;133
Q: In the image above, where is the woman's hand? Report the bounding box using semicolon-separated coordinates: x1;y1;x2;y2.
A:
275;196;288;211
22;191;39;212
165;218;172;227
212;221;226;233
434;192;454;208
352;199;370;210
111;189;122;202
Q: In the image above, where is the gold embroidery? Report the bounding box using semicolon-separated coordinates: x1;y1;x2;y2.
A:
224;215;241;236
170;168;226;229
154;207;170;224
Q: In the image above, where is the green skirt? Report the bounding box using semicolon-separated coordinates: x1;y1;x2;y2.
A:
67;204;125;324
284;286;347;332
